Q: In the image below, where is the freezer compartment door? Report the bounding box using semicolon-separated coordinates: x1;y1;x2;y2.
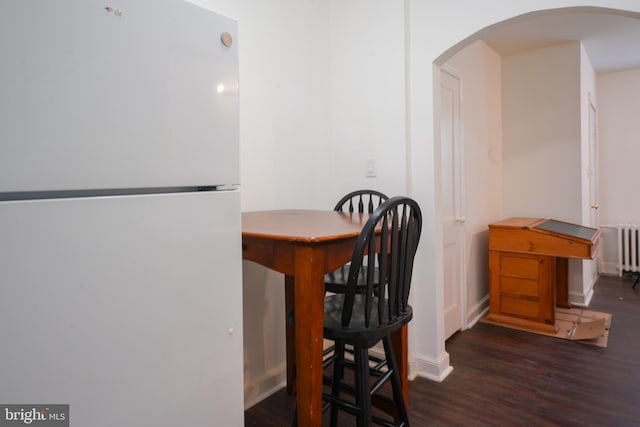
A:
0;0;238;191
0;191;243;426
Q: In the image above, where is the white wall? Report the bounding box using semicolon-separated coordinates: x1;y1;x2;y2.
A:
330;0;408;198
597;68;640;225
502;42;582;221
445;41;503;324
597;68;640;275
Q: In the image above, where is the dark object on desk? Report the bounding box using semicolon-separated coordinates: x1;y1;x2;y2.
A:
325;189;388;294
294;196;422;427
534;219;599;241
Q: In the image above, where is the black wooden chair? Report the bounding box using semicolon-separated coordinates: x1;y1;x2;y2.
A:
325;190;388;294
333;189;389;214
323;190;389;368
294;196;422;426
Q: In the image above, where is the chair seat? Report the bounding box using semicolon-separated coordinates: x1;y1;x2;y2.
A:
324;294;413;348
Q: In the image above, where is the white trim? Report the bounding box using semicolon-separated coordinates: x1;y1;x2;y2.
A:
410;350;454;382
243;365;286;410
569;275;597;307
440;63;458;79
466;294;490;328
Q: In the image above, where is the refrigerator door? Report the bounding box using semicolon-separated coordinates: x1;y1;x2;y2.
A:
0;0;239;192
0;191;243;426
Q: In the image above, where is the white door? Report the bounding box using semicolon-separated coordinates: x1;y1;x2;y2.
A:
588;97;599;228
440;67;464;339
587;96;599;285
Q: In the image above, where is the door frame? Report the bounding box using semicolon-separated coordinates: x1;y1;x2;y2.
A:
588;92;599;229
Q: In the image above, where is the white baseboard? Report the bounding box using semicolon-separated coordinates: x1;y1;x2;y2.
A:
599;261;619;277
569;288;593;307
410;350;453;382
569;274;598;307
243;365;287;410
466;294;489;328
366;345;454;384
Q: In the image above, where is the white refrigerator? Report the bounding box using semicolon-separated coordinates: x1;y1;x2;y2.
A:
0;1;244;426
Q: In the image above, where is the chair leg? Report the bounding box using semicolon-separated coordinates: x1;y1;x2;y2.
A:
329;341;345;427
354;346;372;427
383;336;410;426
290;404;297;427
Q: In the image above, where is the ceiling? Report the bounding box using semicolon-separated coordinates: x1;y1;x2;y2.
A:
479;8;640;74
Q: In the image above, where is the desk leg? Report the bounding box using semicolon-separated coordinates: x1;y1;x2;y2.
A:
284;275;296;395
556;257;571;308
294;246;325;427
391;325;409;405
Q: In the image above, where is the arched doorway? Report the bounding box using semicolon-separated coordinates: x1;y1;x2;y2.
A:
409;4;640;381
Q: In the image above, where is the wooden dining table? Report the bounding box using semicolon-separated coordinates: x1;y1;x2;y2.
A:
241;209;409;426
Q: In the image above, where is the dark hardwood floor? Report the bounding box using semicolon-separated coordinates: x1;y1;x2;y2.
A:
245;275;640;426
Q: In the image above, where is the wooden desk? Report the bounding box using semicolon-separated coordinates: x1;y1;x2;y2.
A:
242;210;408;427
488;218;600;333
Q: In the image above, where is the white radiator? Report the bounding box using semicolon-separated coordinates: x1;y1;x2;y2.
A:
617;224;640;276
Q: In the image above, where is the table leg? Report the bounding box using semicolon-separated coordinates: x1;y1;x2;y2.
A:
284;275;296;394
293;246;326;427
391;325;409;404
556;257;571;308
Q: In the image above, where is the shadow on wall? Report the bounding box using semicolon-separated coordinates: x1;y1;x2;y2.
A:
467;229;490;324
597;226;622;276
242;261;287;408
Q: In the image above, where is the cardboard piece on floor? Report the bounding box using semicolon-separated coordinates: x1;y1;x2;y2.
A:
480;307;611;348
567;317;606;340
